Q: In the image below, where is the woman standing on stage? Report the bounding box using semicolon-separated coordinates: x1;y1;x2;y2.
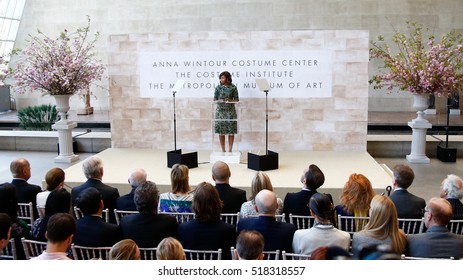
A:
214;71;239;153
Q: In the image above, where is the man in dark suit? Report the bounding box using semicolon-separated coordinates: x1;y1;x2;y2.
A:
9;158;41;219
73;187;121;247
120;181;178;248
237;189;296;253
71;156;120;223
116;168;146;211
212;161;246;213
406;197;463;259
389;164;426;218
283;164;329;222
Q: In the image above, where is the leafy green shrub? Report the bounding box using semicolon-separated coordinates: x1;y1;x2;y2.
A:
17;104;58;131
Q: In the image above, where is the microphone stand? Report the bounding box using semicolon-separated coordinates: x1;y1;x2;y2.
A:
173;90;177;151
265;90;269;155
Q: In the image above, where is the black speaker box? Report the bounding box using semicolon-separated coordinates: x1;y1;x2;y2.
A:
247;150;279;171
167;149;198;168
437;144;457;162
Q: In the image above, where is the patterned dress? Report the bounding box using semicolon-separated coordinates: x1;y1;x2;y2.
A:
214;83;239;135
158;192;194;213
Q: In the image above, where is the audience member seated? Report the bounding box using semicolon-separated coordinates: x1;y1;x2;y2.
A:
71;156;120;223
212;161;246;213
9;158;41;219
238;189;296;253
158;164;194;213
439;174;463;219
32;213;76;260
109;239;141;260
73;187;121;247
178;182;236;260
352;195;407;255
240;171;283;218
309;246;351;260
156;237;186;260
0;213;12;252
37;168;66;218
116;168;147;211
0;183;32;260
32;188;71;242
120;181;178;248
292;193;350;255
236;230;265;260
283;164;331;222
334;173;375;225
389;164;426;218
406;197;463;259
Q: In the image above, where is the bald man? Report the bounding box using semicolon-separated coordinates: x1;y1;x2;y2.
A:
406;197;463;259
212;161;246;213
9;158;41;219
116;168;147;211
237;189;296;254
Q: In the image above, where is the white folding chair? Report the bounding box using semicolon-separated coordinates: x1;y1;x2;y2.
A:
230;246;238;260
21;238;47;259
184;248;222;260
139;247;157;260
36;205;45;219
17;202;35;228
289;214;316;230
447;220;463;235
263;249;280;260
282;250;310;260
401;254;455;260
220;212;240;226
337;215;370;234
114;209;138;225
397;218;424;234
0;238;17;260
162;212;195;224
74;206;109;222
71;243;112;260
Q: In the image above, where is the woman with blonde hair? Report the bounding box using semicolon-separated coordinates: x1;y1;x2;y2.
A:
156;237;186;260
109;239;141;260
352;195;407;255
240;171;283;217
335;173;375;217
158;164;194;213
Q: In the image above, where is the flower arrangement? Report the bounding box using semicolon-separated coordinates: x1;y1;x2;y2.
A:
12;16;105;96
369;21;463;98
0;56;9;85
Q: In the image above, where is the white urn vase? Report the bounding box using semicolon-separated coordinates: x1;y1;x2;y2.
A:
52;94;79;163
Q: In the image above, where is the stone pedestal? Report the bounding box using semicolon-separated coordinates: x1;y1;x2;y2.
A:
53;95;79;163
406;111;432;164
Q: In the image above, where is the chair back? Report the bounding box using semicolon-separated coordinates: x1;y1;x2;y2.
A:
337;215;370;234
139;247;157;260
74;206;109;223
398;218;424;234
220;212;240;226
0;238;17;260
37;206;45;219
17;202;35;228
246;214;285;222
230;246;238;260
401;254;455;260
21;238;47;259
71;244;112;260
162;212;195;224
263;249;280;260
289;214;316;230
281;250;310;260
184;248;222;260
447;220;463;235
114;209;138;225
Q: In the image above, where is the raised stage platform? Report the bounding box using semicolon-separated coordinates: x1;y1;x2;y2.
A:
62;148;393;201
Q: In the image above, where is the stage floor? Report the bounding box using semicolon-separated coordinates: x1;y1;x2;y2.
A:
63;148;393;200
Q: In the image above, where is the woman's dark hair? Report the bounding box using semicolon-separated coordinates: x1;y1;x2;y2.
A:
192;182;223;223
45;189;71;217
219;71;232;84
45;168;65;191
305;164;325;190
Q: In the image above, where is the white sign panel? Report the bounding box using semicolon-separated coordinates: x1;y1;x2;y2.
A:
139;50;332;98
